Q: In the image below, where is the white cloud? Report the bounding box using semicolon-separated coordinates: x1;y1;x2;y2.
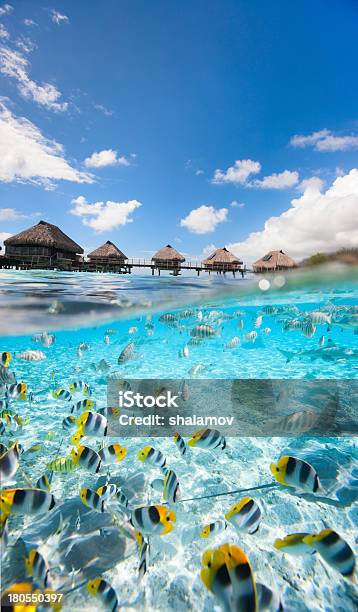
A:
94;104;114;117
290;129;358;152
230;200;245;208
180;205;228;234
51;11;69;25
84;149;130;168
227;169;358;262
0;102;93;187
0;46;68;111
212;159;261;185
0;207;40;221
250;170;299;189
0;231;11;248
0;24;9;39
70;195;142;232
23;19;37;27
202;243;218;257
0;4;12;17
16;36;36;54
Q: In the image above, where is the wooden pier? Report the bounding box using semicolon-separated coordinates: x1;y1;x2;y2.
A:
0;254;247;277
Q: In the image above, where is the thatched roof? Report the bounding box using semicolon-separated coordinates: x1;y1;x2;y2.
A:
253;250;297;270
88;241;127;260
4;220;83;254
152;244;185;262
202;247;242;265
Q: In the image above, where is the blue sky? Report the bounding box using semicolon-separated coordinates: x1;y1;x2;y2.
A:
0;0;357;262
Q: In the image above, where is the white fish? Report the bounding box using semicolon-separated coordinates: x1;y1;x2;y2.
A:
104;335;110;345
242;331;257;343
262;327;271;334
128;326;138;335
181;380;189;401
225;336;241;349
17;350;46;362
319;335;325;347
254;315;263;328
32;332;55;347
178;345;190;358
237;319;244;330
189;363;206;376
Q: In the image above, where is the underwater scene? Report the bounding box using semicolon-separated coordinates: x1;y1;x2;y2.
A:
1;267;358;611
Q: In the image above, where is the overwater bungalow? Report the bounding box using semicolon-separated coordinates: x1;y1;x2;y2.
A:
253;249;297;272
151;244;185;275
87;240;128;272
202;247;243;274
3;220;83;270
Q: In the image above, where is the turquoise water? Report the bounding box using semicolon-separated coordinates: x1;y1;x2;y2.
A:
1;268;357;611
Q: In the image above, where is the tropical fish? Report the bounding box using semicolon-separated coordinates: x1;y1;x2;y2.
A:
262;327;271;334
268;409;319;435
16;350;46;362
77;411;108;437
25;549;50;588
270;456;323;493
173;432;188;458
159;313;178;323
225;336;240;349
256;582;283;611
97;484;119;500
52;388;72;401
242;331;258;343
128;326;138;334
225;497;262;534
98;443;127;464
303;530;356;580
69;381;91;396
224;544;258;612
181;380;189;401
104;335;110;345
114;489;130;509
36;473;52;492
70;399;95;413
47;456;77;473
189;363;206;376
190;325;218;339
130;505;176;536
188;337;204;346
136;531;149;579
71;445;102;473
307;311;331;325
6;382;27;400
0;442;20;482
163;470;181;504
91;359;111;374
0;488;56;517
319;335;325;347
1;352;11;368
200;519;228;539
137;446;167;472
0;366;16;385
301;320;316;338
118;341;135;364
62;415;77;431
254;315;263;328
237;319;245;330
80;488;105;512
87;577;119;611
178;344;190;358
188;429;226;450
32;332;56;347
274;532;313;556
